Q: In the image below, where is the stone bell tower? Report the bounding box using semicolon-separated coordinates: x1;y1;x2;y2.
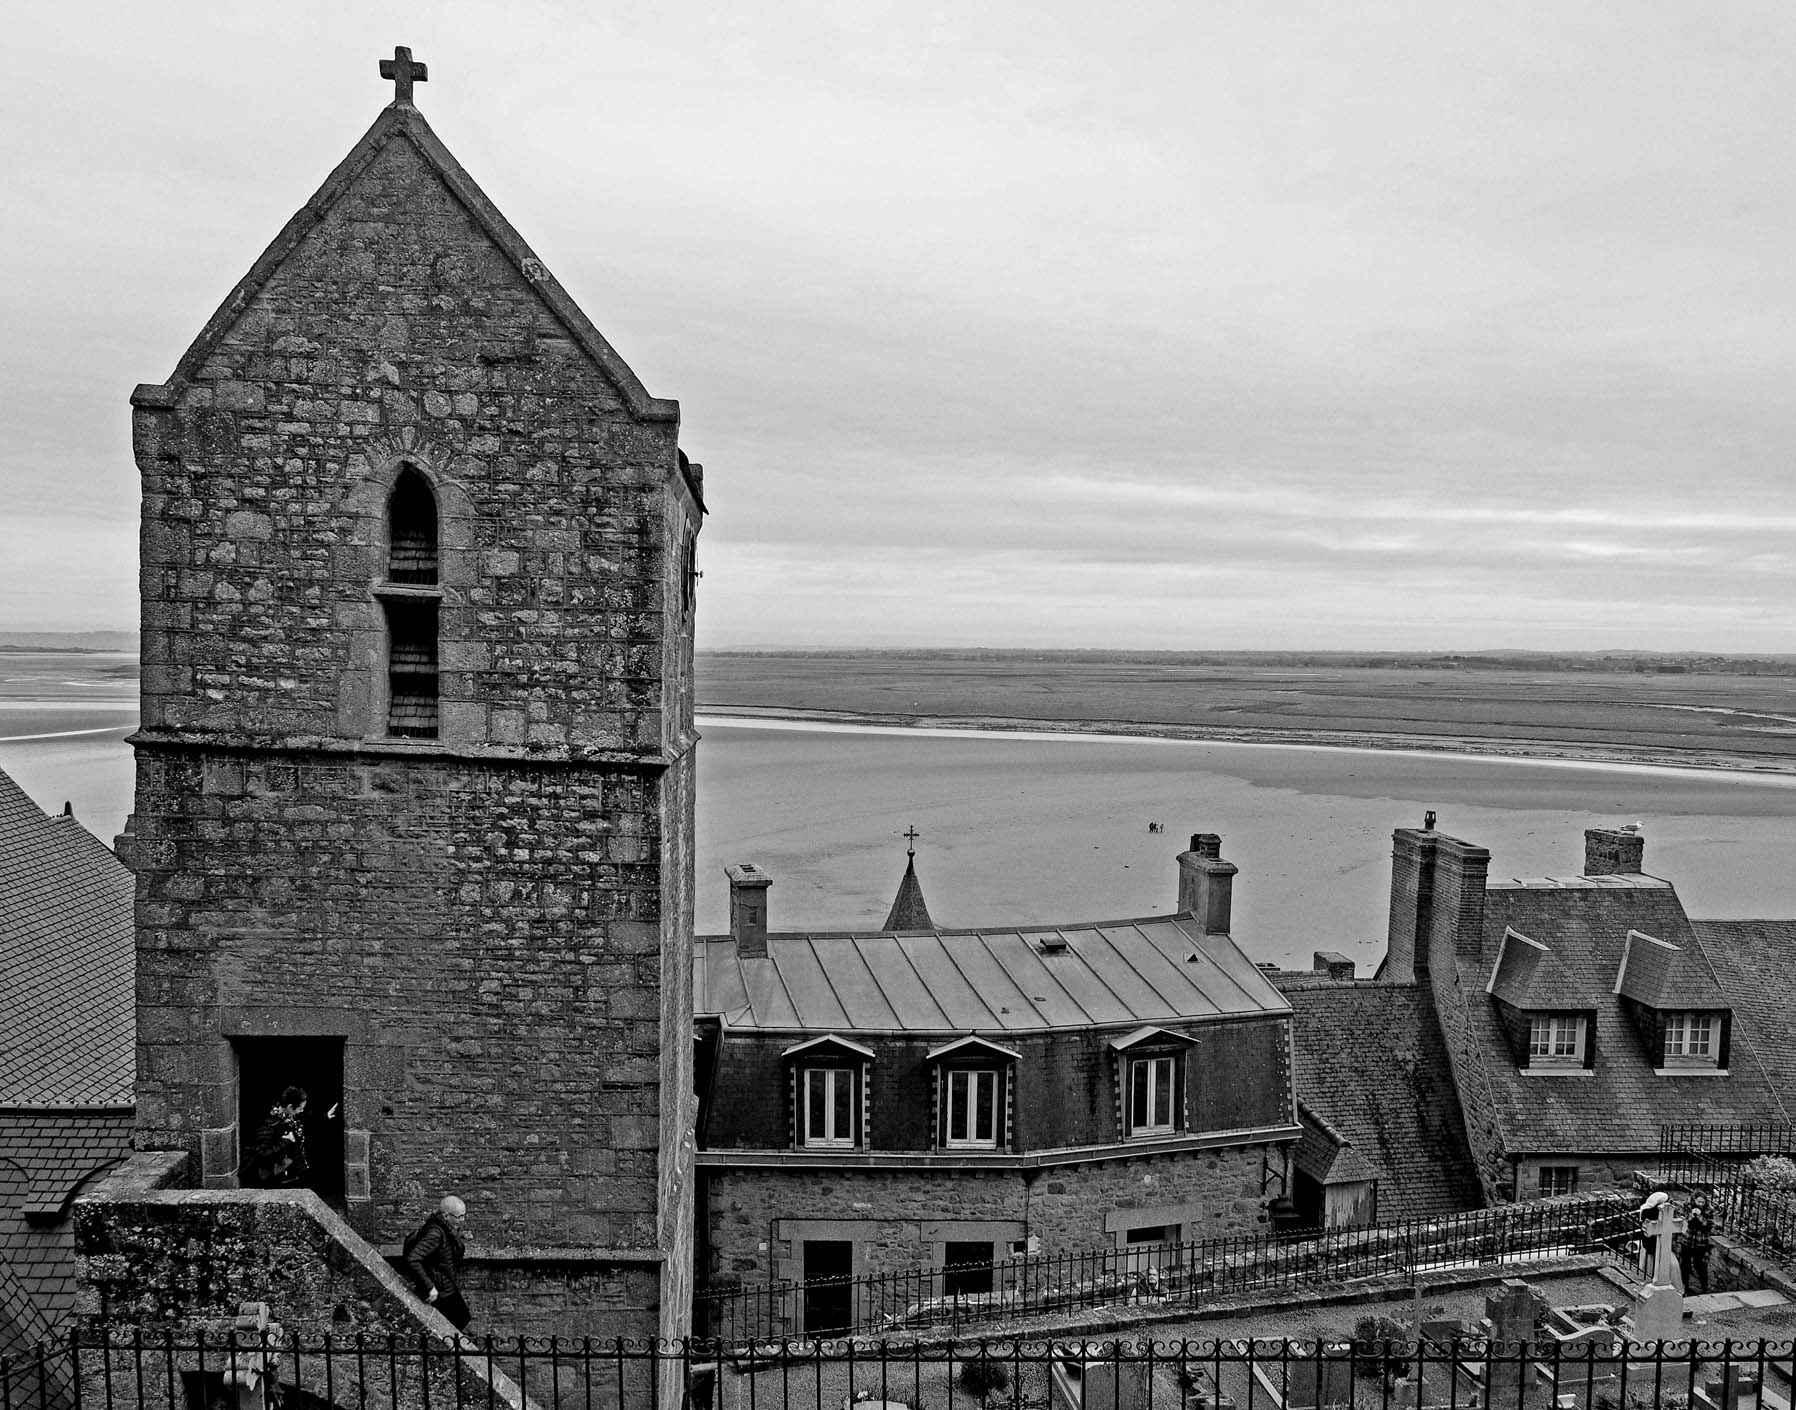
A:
126;48;702;1343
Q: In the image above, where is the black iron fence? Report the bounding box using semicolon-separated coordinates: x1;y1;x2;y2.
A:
1658;1123;1793;1184
6;1329;1795;1410
1657;1146;1796;1263
700;1195;1638;1344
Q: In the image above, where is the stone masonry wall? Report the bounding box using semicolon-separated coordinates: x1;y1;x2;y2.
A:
133;134;690;757
130;114;701;1347
706;1142;1276;1295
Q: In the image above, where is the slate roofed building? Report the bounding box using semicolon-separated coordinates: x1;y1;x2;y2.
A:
1270;964;1482;1228
693;836;1301;1337
0;768;135;1359
1380;822;1790;1203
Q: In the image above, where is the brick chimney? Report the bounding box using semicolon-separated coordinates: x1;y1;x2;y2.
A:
1177;833;1238;937
1384;825;1437;983
1385;819;1490;979
1312;951;1355;981
1431;835;1491;965
726;863;772;959
1584;825;1645;876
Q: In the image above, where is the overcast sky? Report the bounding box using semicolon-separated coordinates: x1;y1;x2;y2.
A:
4;2;1795;651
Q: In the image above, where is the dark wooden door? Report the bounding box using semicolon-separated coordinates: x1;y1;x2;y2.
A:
801;1240;853;1335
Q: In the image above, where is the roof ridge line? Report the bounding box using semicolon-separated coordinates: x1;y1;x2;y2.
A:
135;105;680;428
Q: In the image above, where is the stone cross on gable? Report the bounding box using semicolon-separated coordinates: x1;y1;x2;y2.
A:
380;46;429;105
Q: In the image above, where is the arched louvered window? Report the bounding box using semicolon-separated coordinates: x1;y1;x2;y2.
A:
382;466;440;737
387;469;438;584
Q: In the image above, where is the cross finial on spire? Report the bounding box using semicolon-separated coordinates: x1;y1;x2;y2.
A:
380;45;428;106
903;825;921;857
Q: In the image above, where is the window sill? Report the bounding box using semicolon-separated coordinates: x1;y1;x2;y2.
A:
1518;1067;1595;1078
1654;1067;1729;1078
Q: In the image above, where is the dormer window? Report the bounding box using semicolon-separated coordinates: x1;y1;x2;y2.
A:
927;1037;1018;1152
945;1070;998;1148
1487;929;1594;1075
1613;932;1732;1076
1528;1014;1587;1066
803;1067;857;1148
1660;1011;1724;1071
1130;1056;1178;1133
784;1035;873;1151
1109;1027;1195;1140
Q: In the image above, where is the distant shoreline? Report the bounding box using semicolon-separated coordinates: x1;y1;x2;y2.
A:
695;705;1796;782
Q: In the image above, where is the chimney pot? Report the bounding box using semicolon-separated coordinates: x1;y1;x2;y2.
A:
726;863;772;958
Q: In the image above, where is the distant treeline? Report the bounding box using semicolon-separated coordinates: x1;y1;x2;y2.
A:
701;648;1796;675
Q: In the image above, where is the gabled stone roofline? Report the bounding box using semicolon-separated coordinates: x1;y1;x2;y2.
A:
131;102;684;435
1486;874;1671;890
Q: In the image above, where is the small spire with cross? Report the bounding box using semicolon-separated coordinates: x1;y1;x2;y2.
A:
903;825;921;858
380;46;428;106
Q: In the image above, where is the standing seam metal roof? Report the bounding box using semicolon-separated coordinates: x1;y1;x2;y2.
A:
694;914;1290;1032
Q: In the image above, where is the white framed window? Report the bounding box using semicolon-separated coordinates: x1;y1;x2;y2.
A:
1128;1055;1178;1135
1527;1014;1585;1066
1662;1011;1722;1070
1537;1165;1579;1197
944;1069;999;1149
802;1066;857;1148
1665;1013;1713;1058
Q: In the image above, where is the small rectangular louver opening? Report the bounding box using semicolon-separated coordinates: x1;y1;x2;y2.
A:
384;599;439;738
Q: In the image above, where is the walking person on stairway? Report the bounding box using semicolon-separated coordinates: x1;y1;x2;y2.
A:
405;1195;472;1331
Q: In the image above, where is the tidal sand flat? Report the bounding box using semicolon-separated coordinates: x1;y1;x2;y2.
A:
693;718;1796;971
0;652;140;838
700;651;1796;770
7;653;1793;973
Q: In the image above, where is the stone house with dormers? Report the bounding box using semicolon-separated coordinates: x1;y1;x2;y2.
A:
693;837;1302;1334
1378;824;1789;1203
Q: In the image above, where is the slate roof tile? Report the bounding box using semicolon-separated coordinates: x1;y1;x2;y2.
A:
0;766;135;1105
1277;979;1482;1221
1691;920;1796;1095
0;1109;133;1348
